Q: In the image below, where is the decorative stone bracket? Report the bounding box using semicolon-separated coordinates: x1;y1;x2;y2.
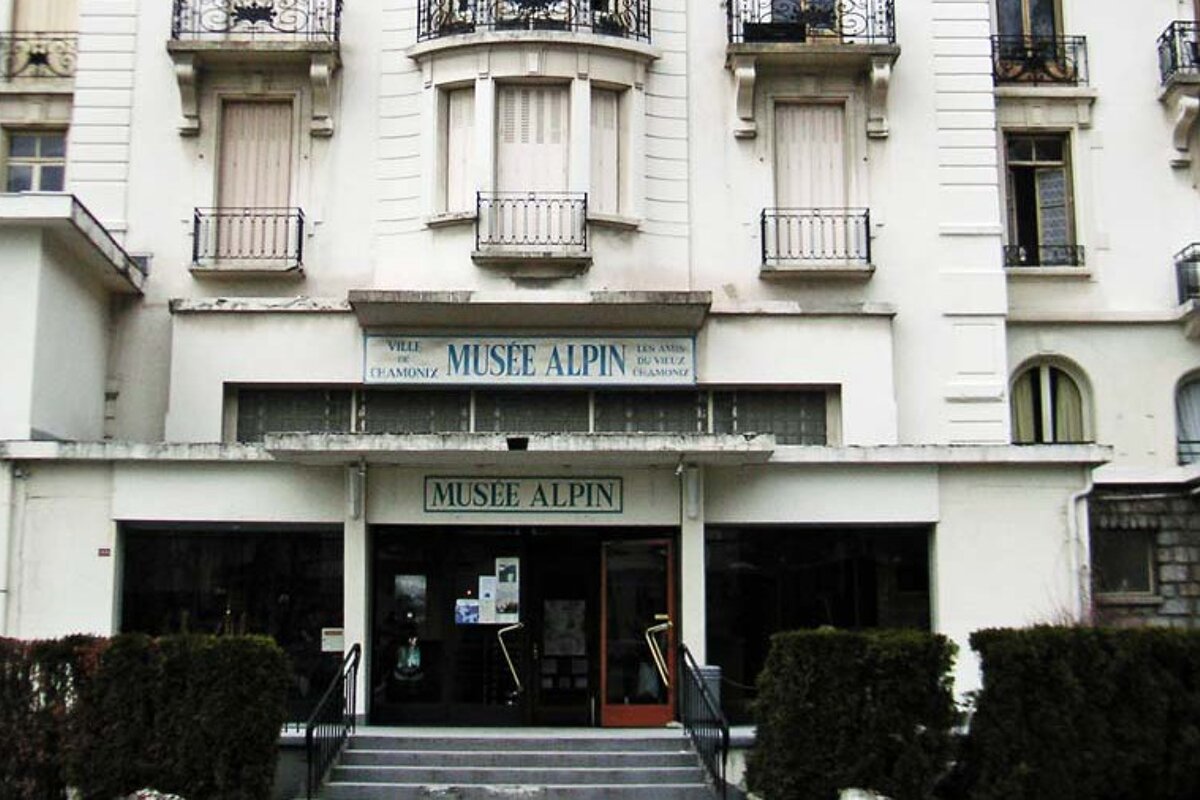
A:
1161;77;1200;168
728;47;899;140
167;44;340;137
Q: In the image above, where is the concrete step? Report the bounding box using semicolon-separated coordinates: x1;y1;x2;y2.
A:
348;734;690;753
340;749;699;768
319;782;716;799
330;765;707;785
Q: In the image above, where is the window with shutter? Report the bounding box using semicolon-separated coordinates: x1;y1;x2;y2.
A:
215;101;295;260
13;0;77;31
590;88;621;215
774;102;846;209
445;87;475;213
495;85;569;192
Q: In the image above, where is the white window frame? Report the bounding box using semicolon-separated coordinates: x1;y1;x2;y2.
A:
3;128;67;192
1002;131;1079;267
1010;359;1091;444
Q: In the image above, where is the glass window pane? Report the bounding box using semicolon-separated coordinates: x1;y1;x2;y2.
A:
1029;0;1058;38
39;165;65;191
6;165;33;192
236;389;353;442
996;0;1024;37
39;134;66;159
362;390;469;434
594;391;705;434
1007;136;1034;161
1036;168;1069;246
1091;528;1153;594
1034;136;1064;162
712;391;827;445
9;134;37;158
474;390;589;433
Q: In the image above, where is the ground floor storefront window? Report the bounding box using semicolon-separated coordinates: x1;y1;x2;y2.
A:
706;527;932;723
120;525;344;721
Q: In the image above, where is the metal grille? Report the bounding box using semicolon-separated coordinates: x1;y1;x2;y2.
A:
474;391;590;433
476;192;588;253
761;208;871;265
417;0;652;42
237;389;353;442
1158;21;1199;84
1176;244;1200;304
171;0;344;41
594;391;706;434
727;0;894;45
192;208;306;266
991;35;1089;86
360;390;470;434
712;391;826;444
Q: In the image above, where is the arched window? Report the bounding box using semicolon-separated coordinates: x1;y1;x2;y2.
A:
1011;362;1087;444
1178;376;1200;464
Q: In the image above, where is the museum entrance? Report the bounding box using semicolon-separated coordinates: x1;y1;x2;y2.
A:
369;526;676;727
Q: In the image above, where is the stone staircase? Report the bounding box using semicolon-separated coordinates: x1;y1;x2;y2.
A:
313;728;719;799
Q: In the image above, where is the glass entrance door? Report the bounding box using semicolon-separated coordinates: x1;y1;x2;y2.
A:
601;539;676;726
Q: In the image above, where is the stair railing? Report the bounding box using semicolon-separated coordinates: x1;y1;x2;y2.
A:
678;643;730;799
305;643;361;799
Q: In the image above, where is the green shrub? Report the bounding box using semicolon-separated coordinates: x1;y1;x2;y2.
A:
747;629;959;800
960;627;1200;800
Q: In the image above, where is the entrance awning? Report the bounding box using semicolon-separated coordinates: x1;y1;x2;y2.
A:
261;432;775;466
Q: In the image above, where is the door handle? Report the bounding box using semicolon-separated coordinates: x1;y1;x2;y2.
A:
498;622;525;697
644;619;672;690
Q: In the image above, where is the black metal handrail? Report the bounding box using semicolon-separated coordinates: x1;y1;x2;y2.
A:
1176;243;1200;304
678;644;729;799
1180;439;1200;465
476;191;588;252
727;0;894;45
1159;21;1200;85
305;643;360;800
418;0;651;42
0;34;77;79
761;207;871;265
192;207;306;266
991;34;1089;85
1003;243;1085;268
171;0;344;41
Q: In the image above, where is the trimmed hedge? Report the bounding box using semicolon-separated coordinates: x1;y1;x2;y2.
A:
1;634;290;800
747;629;959;800
960;626;1200;800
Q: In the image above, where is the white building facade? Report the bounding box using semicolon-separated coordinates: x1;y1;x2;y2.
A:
0;0;1194;726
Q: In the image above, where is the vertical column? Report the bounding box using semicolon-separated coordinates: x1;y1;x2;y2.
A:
569;76;591;195
474;75;495;195
344;463;368;720
0;463;13;637
678;465;706;663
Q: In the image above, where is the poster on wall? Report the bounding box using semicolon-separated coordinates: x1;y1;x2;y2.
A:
495;557;520;624
394;575;427;626
455;599;480;625
479;576;497;624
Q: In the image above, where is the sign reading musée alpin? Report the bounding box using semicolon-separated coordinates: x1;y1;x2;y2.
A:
364;335;696;385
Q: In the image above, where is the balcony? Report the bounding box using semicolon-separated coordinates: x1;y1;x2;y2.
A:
1158;22;1200;166
1003;244;1085;269
473;192;590;278
991;35;1088;86
191;207;306;275
1177;244;1200;303
0;34;77;81
167;0;343;135
724;0;899;138
417;0;651;42
760;208;873;279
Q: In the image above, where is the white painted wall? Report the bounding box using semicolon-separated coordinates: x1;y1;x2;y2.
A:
0;230;41;440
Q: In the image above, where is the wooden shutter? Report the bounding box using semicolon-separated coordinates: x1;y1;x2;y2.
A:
495;85;569;192
445;88;475;212
218;101;293;209
14;0;77;31
590;88;620;215
774;102;846;208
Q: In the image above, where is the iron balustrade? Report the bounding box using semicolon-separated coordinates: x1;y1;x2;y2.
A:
192;207;306;266
761;208;871;265
991;35;1089;85
418;0;651;41
678;644;729;799
171;0;344;41
727;0;894;45
305;644;360;800
0;34;77;79
1176;243;1200;304
1003;243;1085;268
476;192;588;253
1159;21;1200;84
1181;440;1200;465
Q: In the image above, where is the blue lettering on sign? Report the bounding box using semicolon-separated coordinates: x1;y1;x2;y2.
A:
447;343;538;378
545;344;626;378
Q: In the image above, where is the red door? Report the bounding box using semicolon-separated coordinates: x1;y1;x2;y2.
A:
600;539;675;726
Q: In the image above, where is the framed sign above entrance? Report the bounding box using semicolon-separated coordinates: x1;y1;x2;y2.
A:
364;335;696;386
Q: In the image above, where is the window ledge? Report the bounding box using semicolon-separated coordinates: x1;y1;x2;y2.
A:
472;249;592;279
426;211;477;229
588;212;640;231
760;262;875;281
190;263;306;281
1095;593;1162;607
1006;265;1092;279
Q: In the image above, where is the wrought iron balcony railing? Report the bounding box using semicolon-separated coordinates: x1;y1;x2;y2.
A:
417;0;650;42
991;35;1088;85
1177;243;1200;304
1003;244;1085;268
0;34;77;79
761;208;871;265
476;192;588;254
727;0;894;45
192;207;306;266
1180;440;1200;465
171;0;344;41
1160;21;1200;84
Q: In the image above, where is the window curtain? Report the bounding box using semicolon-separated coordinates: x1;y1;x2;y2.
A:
1011;370;1037;443
1178;379;1200;464
1052;368;1084;442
